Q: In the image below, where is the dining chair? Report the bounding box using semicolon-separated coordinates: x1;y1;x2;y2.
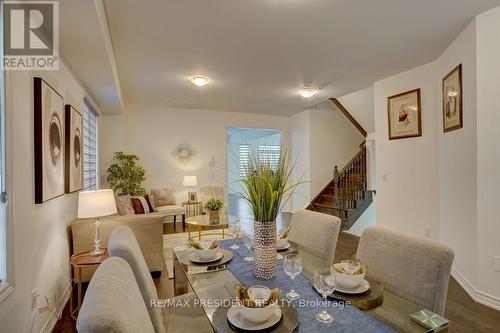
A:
77;257;155;333
356;226;454;315
108;226;212;333
287;209;341;265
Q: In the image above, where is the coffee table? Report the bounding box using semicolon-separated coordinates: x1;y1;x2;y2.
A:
186;214;239;240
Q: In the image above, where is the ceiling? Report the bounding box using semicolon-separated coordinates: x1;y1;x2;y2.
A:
61;0;500;115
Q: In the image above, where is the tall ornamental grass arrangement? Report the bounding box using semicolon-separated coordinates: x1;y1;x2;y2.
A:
236;149;304;279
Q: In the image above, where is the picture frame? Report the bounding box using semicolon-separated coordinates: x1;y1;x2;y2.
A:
34;77;65;203
65;104;83;193
387;88;422;140
442;64;463;133
188;191;198;203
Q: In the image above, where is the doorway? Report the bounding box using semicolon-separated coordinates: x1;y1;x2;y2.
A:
226;127;282;219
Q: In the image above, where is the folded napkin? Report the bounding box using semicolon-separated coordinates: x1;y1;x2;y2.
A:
235;285;281;308
332;262;366;275
277;226;291;239
187;239;219;250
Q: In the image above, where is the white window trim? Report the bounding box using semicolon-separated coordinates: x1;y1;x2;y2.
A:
0;70;15;303
83;98;100;190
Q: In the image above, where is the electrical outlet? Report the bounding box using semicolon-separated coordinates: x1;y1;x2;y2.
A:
381;174;388;182
31;289;38;311
493;256;500;272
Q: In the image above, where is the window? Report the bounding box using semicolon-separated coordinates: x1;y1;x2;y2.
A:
258;145;281;171
239;144;251;178
82;99;99;191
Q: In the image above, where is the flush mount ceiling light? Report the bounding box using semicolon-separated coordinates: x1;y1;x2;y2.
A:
298;86;317;98
191;76;209;87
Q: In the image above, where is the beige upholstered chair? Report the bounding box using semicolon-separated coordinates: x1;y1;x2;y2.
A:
76;257;155;333
150;188;186;223
199;186;227;213
108;226;212;333
287;209;341;265
356;227;454;315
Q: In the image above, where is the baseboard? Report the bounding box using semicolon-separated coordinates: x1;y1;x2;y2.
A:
451;267;500;311
40;283;72;333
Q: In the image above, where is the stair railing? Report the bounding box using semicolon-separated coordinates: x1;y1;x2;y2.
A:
333;143;367;210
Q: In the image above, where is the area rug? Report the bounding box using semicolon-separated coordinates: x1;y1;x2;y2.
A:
163;231;234;279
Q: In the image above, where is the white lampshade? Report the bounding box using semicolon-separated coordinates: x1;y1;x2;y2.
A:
78;189;117;218
182;175;198;187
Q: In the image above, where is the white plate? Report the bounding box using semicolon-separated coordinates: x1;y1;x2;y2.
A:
334;278;370;295
227;306;282;331
188;251;224;263
276;241;291;251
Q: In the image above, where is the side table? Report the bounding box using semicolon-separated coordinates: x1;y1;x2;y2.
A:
69;249;109;319
182;201;203;218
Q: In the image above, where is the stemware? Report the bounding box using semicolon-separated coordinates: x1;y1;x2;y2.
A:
242;229;254;262
313;268;336;323
228;221;241;250
283;253;302;300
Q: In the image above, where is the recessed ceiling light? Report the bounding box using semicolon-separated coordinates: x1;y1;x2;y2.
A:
298;86;317;98
191;76;209;87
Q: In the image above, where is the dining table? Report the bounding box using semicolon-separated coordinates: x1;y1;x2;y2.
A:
173;238;446;333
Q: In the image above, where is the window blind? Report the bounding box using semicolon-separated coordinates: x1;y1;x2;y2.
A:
82;99;99;191
239;144;251;178
258;145;281;171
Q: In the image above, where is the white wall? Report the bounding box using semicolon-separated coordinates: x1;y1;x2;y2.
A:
476;6;500;303
0;62;99;332
374;62;439;239
289;110;311;210
436;20;478;289
338;86;375;133
309;101;365;198
100;106;289;201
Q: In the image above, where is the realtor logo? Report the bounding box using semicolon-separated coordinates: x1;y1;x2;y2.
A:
2;1;59;70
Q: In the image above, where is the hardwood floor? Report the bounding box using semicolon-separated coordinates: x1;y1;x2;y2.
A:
54;210;500;332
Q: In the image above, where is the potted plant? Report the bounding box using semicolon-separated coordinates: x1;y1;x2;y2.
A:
236;150;302;280
204;198;224;222
106;151;146;196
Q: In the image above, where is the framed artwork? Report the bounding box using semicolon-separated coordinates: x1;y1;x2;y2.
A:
442;64;463;133
34;77;65;203
188;191;198;203
387;88;422;140
65;105;83;193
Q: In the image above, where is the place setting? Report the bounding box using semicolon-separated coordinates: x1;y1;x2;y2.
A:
212;284;299;333
180;239;234;274
312;259;384;311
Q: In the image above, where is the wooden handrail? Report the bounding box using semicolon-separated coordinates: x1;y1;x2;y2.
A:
337;145;366;177
330;98;368;137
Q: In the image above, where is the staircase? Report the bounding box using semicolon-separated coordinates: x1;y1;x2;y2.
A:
307;143;374;230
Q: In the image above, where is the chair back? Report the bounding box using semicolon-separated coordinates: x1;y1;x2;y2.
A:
76;257;155;333
357;226;454;315
287;209;341;264
108;226;165;333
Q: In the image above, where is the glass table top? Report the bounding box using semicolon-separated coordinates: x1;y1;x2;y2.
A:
173;240;436;333
185;214;239;227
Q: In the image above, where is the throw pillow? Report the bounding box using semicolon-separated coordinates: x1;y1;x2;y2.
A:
131;195;154;214
115;195;135;215
151;188;176;207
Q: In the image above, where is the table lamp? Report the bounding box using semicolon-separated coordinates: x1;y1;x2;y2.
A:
77;189;117;256
183;175;198;203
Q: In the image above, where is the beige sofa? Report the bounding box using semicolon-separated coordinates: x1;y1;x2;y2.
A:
71;214;163;282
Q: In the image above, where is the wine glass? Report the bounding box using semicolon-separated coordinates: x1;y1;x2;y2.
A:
242;229;254;262
313;268;336;323
228;221;241;250
283;253;302;300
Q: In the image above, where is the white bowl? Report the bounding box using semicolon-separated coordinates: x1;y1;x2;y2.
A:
237;302;277;323
331;264;365;289
194;242;219;260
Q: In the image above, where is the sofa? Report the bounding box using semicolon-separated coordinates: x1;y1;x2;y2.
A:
70;214;163;282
